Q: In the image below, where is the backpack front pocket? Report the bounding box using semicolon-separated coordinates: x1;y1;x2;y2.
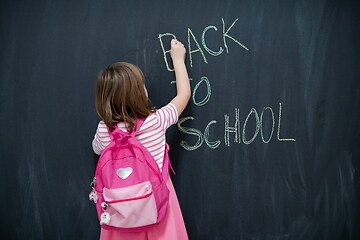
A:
102;181;158;228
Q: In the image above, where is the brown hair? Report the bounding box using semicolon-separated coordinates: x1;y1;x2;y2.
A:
95;62;155;132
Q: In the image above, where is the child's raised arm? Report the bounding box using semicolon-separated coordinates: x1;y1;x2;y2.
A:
170;39;191;116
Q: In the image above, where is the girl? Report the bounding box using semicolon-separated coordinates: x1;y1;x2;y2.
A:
92;39;190;240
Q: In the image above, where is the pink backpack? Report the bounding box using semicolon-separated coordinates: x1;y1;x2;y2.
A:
89;118;173;232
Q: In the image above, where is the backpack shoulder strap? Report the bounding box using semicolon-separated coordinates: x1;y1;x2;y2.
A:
161;143;176;181
131;118;145;136
110;117;145;139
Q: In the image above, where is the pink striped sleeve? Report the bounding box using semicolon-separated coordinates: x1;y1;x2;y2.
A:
92;121;111;155
92;138;103;155
154;103;179;130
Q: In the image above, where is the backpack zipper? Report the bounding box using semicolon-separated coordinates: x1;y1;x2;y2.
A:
106;192;153;204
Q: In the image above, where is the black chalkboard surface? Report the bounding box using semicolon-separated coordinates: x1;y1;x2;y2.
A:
0;0;359;239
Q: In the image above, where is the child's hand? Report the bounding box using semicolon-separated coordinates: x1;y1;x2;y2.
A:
170;39;186;63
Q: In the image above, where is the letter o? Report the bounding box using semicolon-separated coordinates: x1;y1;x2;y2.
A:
242;108;260;145
260;107;275;143
192;76;211;106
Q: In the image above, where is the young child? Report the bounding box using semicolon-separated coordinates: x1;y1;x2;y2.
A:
92;39;190;240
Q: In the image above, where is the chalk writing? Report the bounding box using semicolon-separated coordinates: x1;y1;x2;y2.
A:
158;33;177;71
177;117;220;151
204;120;221;149
202;26;224;56
159;17;296;151
222;18;249;53
177;116;204;151
224;103;295;147
260;107;275;143
224;108;241;146
178;103;296;150
242;108;260;145
192;76;211;106
277;103;296;142
170;78;193;85
188;28;208;68
158;17;249;72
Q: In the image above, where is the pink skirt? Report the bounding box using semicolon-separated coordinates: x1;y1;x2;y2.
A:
99;178;188;240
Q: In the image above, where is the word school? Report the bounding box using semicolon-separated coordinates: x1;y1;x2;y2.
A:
177;102;296;151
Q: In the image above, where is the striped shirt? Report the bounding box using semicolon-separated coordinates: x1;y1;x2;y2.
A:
92;103;178;170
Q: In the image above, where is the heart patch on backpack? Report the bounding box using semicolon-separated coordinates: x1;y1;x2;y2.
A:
117;167;133;180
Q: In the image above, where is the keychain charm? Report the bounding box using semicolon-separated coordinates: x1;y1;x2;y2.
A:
88;188;98;203
100;212;111;225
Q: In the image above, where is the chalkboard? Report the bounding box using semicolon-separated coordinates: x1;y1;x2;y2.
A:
0;0;359;239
